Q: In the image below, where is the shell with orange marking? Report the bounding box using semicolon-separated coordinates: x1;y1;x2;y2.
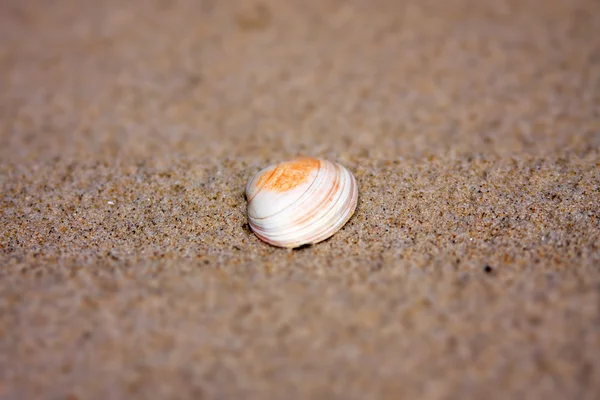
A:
245;157;358;248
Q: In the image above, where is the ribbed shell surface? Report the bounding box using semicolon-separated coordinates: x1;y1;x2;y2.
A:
245;158;358;248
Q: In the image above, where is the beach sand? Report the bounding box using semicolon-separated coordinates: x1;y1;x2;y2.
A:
1;0;599;398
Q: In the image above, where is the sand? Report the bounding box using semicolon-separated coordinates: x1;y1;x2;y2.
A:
1;0;599;398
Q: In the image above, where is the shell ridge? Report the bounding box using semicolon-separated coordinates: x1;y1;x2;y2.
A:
260;162;349;244
251;160;338;238
251;162;343;239
294;163;353;244
303;168;358;244
278;162;345;240
248;159;324;221
289;161;341;228
246;166;278;203
246;158;358;248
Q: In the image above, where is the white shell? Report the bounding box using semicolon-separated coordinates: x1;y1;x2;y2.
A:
245;157;358;248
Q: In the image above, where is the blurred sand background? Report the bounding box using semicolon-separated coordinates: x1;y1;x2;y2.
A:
1;0;599;398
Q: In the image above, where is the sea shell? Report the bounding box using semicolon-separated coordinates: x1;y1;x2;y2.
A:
245;157;358;248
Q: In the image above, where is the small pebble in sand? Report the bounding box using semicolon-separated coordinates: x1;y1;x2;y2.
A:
245;157;358;248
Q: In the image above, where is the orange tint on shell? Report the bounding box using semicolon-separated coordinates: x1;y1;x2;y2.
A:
257;158;320;193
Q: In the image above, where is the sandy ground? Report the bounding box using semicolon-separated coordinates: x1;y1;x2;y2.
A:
1;0;599;398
